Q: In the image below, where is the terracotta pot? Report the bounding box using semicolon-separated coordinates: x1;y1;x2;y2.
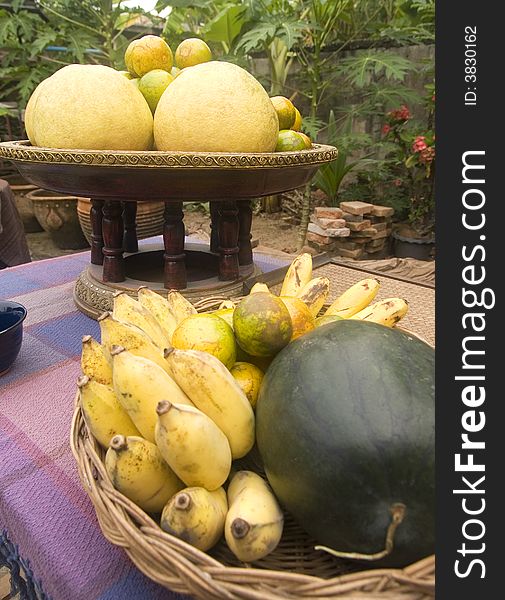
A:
10;184;43;233
26;189;89;250
392;229;435;261
77;198;165;246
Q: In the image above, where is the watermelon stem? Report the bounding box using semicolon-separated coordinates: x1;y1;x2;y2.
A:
314;503;406;561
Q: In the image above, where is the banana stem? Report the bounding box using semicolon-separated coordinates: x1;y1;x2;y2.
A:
315;503;406;561
175;493;192;511
110;435;127;451
110;345;126;357
156;400;172;415
231;518;251;539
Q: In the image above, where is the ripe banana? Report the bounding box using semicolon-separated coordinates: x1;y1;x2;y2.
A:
161;487;228;551
350;297;409;327
105;435;183;513
98;312;169;374
280;253;312;297
111;347;192;443
324;278;380;318
77;375;140;448
164;348;255;459
225;471;284;562
137;287;178;343
81;335;112;385
296;276;330;317
250;282;270;294
155;401;231;490
113;291;170;349
166;290;196;323
218;300;236;309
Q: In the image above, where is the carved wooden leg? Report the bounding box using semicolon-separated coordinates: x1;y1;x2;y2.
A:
218;200;239;281
122;201;138;253
90;199;104;265
210;201;221;253
102;200;125;283
163;201;187;289
238;200;253;266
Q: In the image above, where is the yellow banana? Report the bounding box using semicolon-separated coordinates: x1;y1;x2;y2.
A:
98;312;169;373
137;287;178;343
155;401;231;490
77;375;140;448
250;282;270;294
105;434;183;513
324;278;380;318
164;348;255;459
280;253;312;297
166;290;196;323
111;347;192;443
218;300;236;309
161;487;227;551
81;335;112;385
225;471;284;562
296;276;330;317
113;291;170;349
350;297;409;327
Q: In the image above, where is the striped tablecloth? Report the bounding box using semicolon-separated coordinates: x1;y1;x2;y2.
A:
0;240;288;600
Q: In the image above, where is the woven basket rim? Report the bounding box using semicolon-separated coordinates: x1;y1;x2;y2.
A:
71;295;435;599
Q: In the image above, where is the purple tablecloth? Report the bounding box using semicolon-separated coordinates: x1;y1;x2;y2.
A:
0;240;289;600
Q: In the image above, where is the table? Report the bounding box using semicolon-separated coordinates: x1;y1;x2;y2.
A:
0;239;289;600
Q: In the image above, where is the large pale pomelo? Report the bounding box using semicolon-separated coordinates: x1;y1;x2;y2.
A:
154;61;278;152
25;64;153;150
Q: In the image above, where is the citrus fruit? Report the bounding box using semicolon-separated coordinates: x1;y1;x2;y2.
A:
175;38;212;69
270;96;296;129
230;362;264;409
171;313;236;369
280;296;316;340
292;107;302;131
138;69;174;113
125;35;173;78
275;130;307;152
233;292;293;357
297;131;312;149
24;65;153;150
154;61;278;152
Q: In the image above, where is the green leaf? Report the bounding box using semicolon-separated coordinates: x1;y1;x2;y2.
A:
204;5;247;47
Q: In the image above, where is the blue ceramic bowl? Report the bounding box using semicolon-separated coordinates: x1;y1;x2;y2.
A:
0;300;27;376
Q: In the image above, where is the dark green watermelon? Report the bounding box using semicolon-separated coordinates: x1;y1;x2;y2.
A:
255;320;434;568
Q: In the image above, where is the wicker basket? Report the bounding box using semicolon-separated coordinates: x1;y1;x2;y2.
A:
70;296;435;599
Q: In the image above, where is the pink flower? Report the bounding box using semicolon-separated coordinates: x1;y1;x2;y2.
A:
388;105;411;123
393;178;402;187
412;136;428;153
419;146;435;164
382;124;391;135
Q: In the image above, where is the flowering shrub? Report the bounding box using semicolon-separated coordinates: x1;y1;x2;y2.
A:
381;93;435;237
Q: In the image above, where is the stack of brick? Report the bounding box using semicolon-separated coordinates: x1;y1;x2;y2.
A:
334;201;394;259
306;202;395;259
306;207;350;253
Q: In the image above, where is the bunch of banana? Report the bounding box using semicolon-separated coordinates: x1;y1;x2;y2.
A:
161;487;228;551
105;434;183;513
224;471;284;562
167;290;197;323
164;348;255;459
